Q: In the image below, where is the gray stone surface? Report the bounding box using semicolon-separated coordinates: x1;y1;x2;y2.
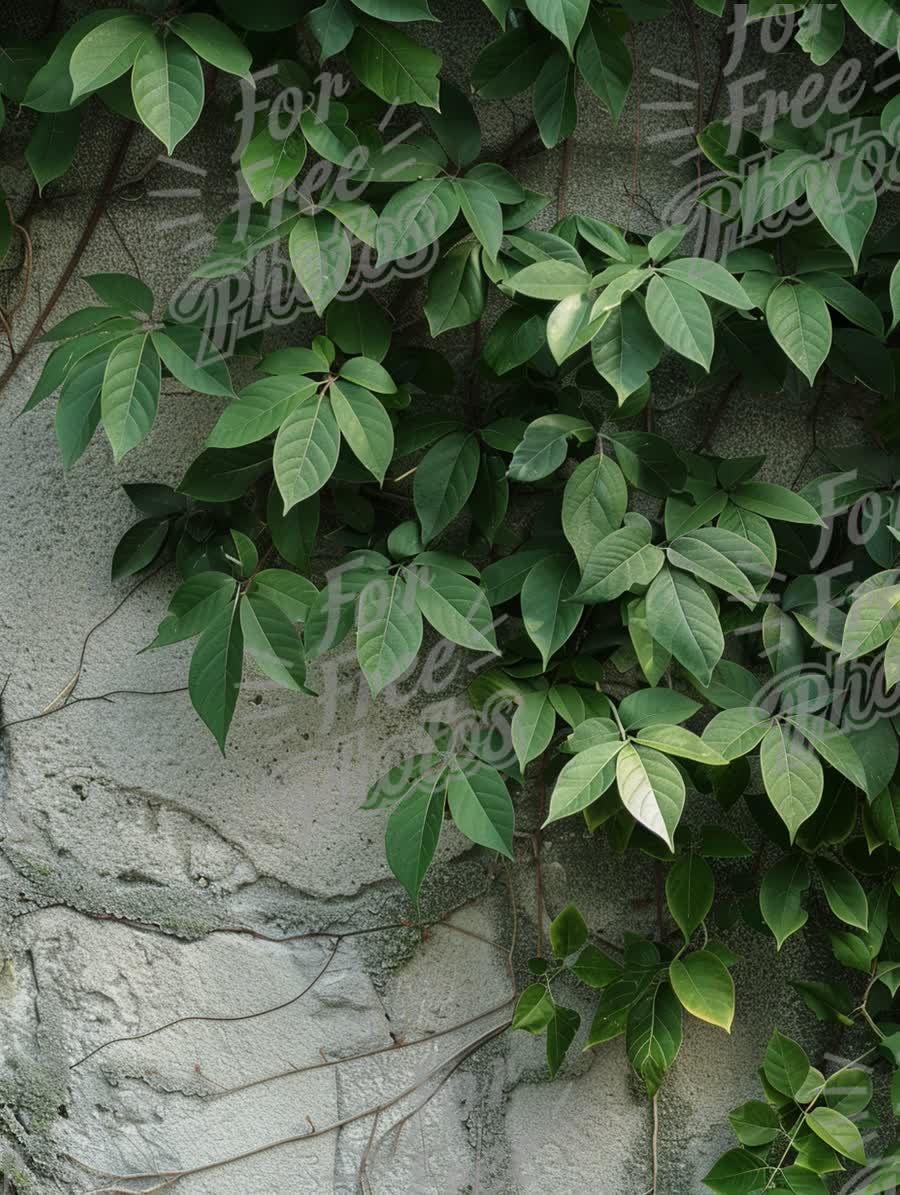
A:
0;1;883;1191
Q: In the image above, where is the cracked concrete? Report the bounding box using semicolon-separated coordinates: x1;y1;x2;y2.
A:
0;0;887;1191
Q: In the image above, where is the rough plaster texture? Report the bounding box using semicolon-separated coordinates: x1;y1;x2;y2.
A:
0;1;884;1191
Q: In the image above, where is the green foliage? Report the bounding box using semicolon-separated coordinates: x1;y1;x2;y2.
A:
9;0;900;1186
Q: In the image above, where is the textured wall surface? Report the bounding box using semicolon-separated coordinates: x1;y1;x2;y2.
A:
0;2;881;1192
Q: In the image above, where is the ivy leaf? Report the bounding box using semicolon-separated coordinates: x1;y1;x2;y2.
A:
760;854;810;949
645;566;724;686
512;690;556;769
766;281;832;385
446;760;514;856
544;739;625;824
273;391;341;512
760;722;823;841
356;572;423;695
669;950;734;1031
376;178;460;265
26;109;80;194
329;379;394;484
188;598;243;752
666;852;714;943
626;981;683;1096
69;14;152;99
816;857;868;930
347;19;441;109
413;431;480;543
562;454;628;565
805;1108;866;1165
453;178;503;261
616;742;685;850
410;564;499;654
208;377;317;448
385;769;446;904
521;554;583;668
805;155;876;269
575;12;631;121
289;214;350;316
239;119;307;205
239;591;309;692
170;13;253;80
645;274;714;370
100;332;161;461
525;0;589;55
131;32;204;153
425;241;485;335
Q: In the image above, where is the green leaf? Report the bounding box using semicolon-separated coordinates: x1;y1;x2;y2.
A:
669;950;734;1031
666;852;714;942
626;981;683;1096
525;0;589;54
521;554;583;668
508;414;593;482
619;689;700;730
575;12;630;121
131;32;204;153
188;598;243;752
702;706;771;760
645;274;714;370
544;738;625;824
453;178;502;261
823;1068;873;1116
616;742;685;850
347;18;441;109
730;481;822;525
273;391;340;512
208;377;316;449
532;47;577;148
385;770;446;904
289;214;350;316
308;0;357;61
509;260;591;300
357;572;423;696
760;722;824;841
148;571;237;648
741;148;812;230
562;454;628;565
111;517;169;581
413;431;480;543
766;281;832;385
591;302;658;408
239;118;307;205
805;1108;865;1165
764;1028;812;1099
170;13;253;80
26;108;80;194
760;854;810;949
703;1150;767;1194
249;569;318;622
574;520;663;603
659;258;752;309
86;272;154;315
645;566;723;686
796;0;845;63
327;294;391;362
329;380;394;484
840;582;900;660
69;14;152;99
632;725;727;767
784;714;867;790
571;943;622;987
728;1100;779;1147
805;156;875;270
550;904;589;957
512;982;555;1032
100;332;161;461
667;527;769;605
239;591;309;692
376;178;460;266
472;25;545;98
447;760;514;856
54;345;107;469
427;80;481;166
816;857;868;930
512;690;556;769
410;564;499;654
547;1006;580;1077
425;241;485;335
153;321;234;398
337;357;395;395
179;442;272;502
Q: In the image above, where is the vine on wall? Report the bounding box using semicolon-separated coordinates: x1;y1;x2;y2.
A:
2;0;900;1189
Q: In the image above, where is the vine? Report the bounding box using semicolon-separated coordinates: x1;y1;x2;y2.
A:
2;0;900;1189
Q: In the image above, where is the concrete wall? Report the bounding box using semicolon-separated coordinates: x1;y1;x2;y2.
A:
0;2;881;1191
